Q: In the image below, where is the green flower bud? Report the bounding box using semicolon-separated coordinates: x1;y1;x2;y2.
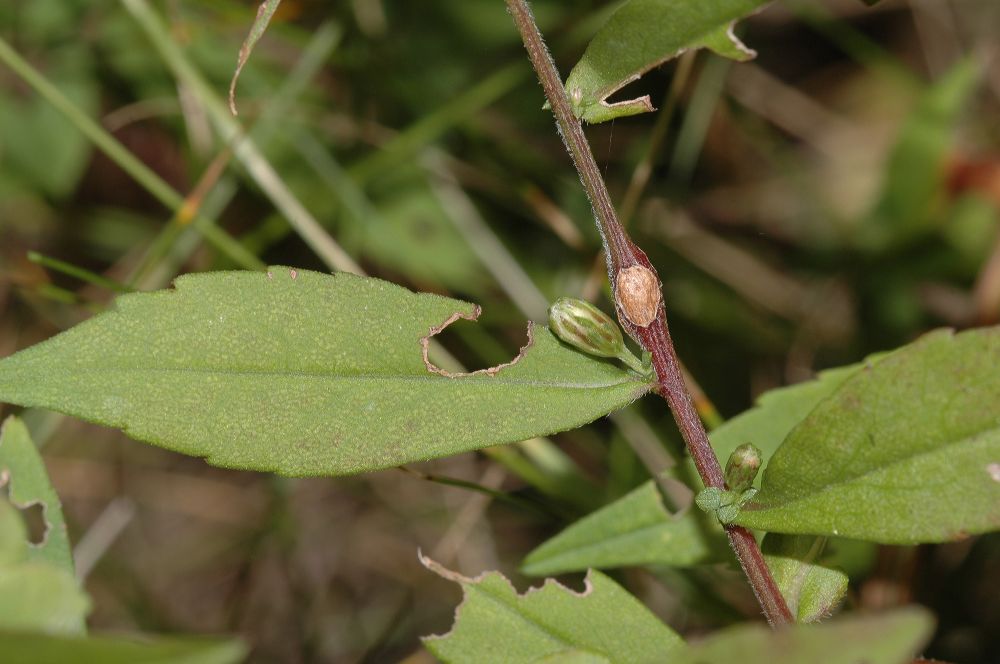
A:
549;298;645;373
725;443;763;493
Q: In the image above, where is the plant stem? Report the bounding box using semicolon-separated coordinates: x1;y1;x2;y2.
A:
504;0;793;627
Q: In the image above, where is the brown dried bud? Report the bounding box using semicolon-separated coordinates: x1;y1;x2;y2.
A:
615;265;660;327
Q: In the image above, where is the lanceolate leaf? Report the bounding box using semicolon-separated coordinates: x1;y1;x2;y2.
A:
0;268;651;476
736;327;1000;543
422;555;682;663
565;0;768;123
673;607;932;664
521;482;725;576
0;416;74;574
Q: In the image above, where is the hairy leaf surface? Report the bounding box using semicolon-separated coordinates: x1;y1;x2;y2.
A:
737;328;1000;543
0;268;650;476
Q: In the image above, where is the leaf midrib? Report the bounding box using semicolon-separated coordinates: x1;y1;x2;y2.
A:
0;364;647;391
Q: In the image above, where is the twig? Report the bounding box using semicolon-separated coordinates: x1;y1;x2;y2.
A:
504;0;793;627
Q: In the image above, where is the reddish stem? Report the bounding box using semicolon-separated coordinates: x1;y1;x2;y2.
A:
505;0;793;626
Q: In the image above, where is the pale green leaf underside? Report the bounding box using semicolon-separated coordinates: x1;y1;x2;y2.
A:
0;501;88;636
522;481;724;576
674;607;932;664
0;631;246;664
421;556;682;663
565;0;767;123
0;268;650;476
0;416;74;574
737;328;1000;543
762;534;847;623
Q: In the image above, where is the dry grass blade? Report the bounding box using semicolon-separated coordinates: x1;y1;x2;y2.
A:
229;0;284;115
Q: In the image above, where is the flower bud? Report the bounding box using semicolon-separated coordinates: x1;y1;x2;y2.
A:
725;443;763;493
549;297;626;359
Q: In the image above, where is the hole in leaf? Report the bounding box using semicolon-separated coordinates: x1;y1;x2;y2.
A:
428;312;531;375
1;482;48;546
16;502;47;546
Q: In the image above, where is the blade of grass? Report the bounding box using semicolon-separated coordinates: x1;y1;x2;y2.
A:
229;0;284;115
27;252;134;294
129;21;342;286
124;0;361;275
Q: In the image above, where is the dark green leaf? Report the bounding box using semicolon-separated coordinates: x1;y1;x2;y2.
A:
565;0;768;123
0;268;651;476
736;327;1000;543
422;555;682;663
704;361;871;484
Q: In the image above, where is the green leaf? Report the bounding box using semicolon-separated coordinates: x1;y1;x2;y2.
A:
523;359;876;575
0;416;74;574
762;534;847;623
0;631;246;664
0;501;89;635
705;361;872;484
521;482;725;576
736;327;1000;543
673;606;932;664
564;0;768;123
229;0;283;115
0;268;651;476
421;555;682;663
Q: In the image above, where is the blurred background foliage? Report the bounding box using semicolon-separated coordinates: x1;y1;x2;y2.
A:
1;0;999;662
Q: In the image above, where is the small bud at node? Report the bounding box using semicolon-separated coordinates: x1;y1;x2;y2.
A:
725;443;763;493
549;297;626;359
616;265;660;327
549;297;648;374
